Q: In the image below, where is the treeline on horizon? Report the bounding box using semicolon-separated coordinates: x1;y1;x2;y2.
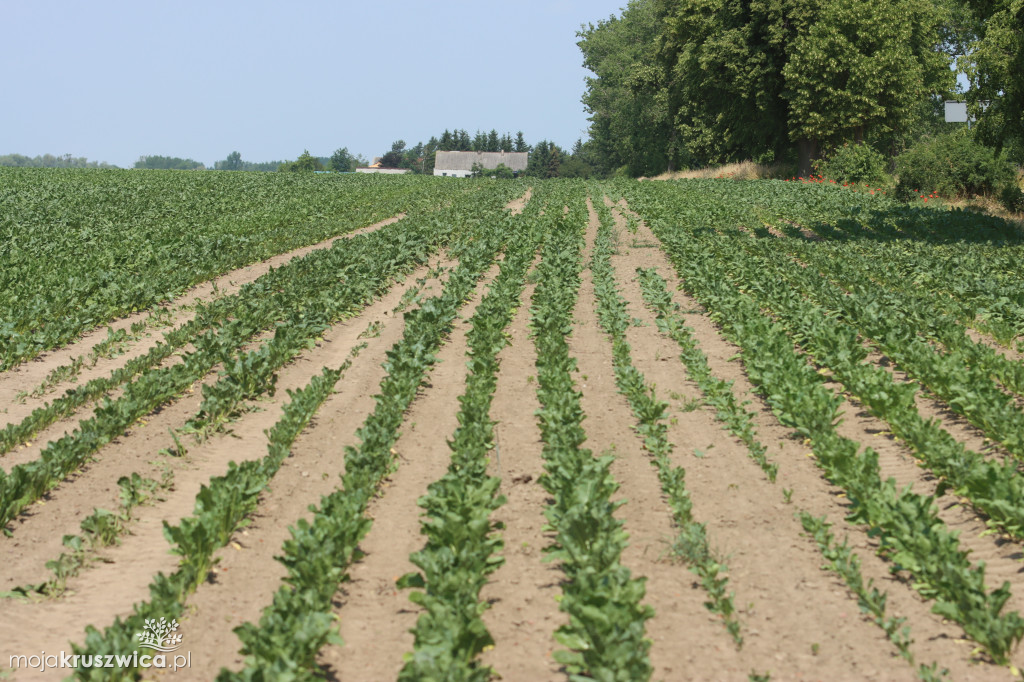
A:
578;0;1024;177
9;0;1020;184
1;126;600;178
215;127;599;178
0;153;119;169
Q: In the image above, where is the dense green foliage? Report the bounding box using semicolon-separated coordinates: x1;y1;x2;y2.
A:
578;0;1024;177
213;151;306;172
895;130;1018;198
277;150;325;172
0;153;117;169
0;169;467;369
963;0;1024;157
813;142;891;186
134;155;205;170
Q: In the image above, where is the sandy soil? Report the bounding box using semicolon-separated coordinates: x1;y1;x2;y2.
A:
3;188;1024;681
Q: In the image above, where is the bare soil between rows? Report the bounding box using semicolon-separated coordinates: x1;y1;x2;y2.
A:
2;192;1023;681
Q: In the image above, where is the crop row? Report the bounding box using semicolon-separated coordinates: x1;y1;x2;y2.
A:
395;198;543;679
710;235;1024;538
0;185;520;531
738;236;1024;460
0;170;476;369
72;356;358;680
738;179;1024;344
622;181;1024;664
528;185;654;679
214;197;511;681
799;236;1024;348
632;245;946;678
69;188;518;679
589;195;743;645
622;177;1024;345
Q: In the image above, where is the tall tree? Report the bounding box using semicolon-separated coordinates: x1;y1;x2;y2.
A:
783;0;953;171
134;155;205;170
472;129;488;151
439;129;454;151
657;0;802;167
963;0;1024;155
380;140;406;167
579;0;676;175
329;147;354;172
279;150;324;172
220;151;242;171
582;0;955;175
486;129;500;152
514;131;529;152
402;142;425;171
525;140;565;177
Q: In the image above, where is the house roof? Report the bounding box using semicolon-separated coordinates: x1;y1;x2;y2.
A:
434;151;528;172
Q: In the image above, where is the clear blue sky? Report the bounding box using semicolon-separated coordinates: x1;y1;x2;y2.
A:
2;0;628;168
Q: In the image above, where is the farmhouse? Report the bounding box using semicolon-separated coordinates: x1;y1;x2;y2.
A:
433;151;528;178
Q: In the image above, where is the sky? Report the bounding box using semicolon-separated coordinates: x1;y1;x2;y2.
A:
2;0;628;168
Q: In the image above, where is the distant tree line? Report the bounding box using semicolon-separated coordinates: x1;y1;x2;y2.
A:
134;155;206;170
1;132;605;179
0;153;117;169
369;129;601;178
213;151;285;172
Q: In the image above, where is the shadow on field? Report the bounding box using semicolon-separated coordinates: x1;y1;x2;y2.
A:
805;204;1024;245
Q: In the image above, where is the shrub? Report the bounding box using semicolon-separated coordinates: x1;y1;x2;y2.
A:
470;162;516;179
813;142;890;186
895;130;1016;200
1001;183;1024;213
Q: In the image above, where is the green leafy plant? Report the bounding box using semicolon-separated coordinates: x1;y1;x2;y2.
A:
895;130;1016;199
814;142;891;186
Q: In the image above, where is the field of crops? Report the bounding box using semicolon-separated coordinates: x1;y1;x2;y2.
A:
2;169;1024;680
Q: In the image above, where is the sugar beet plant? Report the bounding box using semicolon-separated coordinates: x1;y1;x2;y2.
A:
622;180;1024;664
634;254;944;675
713;235;1024;540
69;187;520;680
0;169;460;369
529;183;654;680
740;235;1024;462
618;199;946;673
0;183;519;532
634;267;777;484
215;203;512;681
72;356;357;681
589;194;742;645
396;208;542;680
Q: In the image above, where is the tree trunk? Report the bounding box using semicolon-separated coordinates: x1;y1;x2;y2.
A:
797;138;818;176
666;129;678;173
